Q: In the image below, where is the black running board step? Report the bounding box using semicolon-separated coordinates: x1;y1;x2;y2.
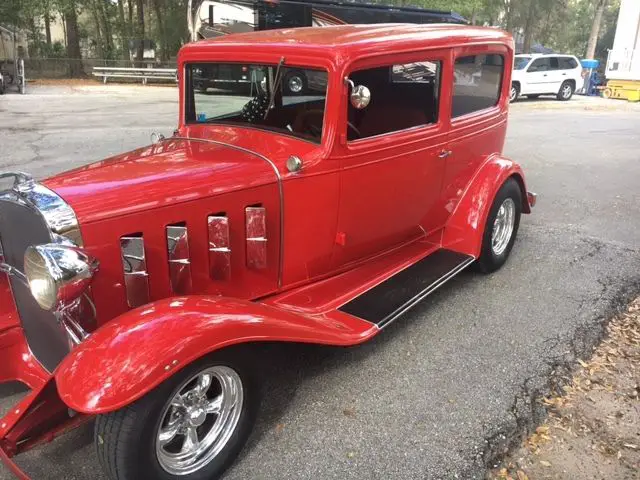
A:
339;249;474;328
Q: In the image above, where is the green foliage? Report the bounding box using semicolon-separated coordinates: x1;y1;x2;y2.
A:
1;0;622;62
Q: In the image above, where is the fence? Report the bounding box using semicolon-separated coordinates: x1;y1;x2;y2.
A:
20;58;178;80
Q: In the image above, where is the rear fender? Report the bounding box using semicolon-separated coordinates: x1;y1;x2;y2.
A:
55;295;375;414
442;154;530;258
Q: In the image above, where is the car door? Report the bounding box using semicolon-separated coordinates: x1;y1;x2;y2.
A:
524;57;553;94
331;51;451;269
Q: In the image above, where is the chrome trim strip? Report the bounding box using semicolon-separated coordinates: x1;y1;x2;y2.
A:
377;256;476;330
245;206;267;270
207;215;231;281
166;225;192;294
170;137;284;288
120;236;150;308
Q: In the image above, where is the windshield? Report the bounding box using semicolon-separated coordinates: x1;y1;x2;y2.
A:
186;62;328;143
514;56;532;70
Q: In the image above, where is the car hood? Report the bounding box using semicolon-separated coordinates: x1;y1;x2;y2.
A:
44;138;278;225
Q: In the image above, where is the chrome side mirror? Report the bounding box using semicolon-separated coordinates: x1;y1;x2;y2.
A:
345;78;371;109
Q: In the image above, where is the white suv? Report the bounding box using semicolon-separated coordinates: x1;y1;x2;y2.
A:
510;54;583;102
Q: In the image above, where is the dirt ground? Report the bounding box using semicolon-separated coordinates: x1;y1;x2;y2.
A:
489;297;640;480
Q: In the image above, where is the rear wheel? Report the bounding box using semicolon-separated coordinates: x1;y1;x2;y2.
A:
95;351;259;480
557;81;574;101
476;178;522;273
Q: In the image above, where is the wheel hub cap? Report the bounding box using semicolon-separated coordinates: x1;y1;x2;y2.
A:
289;76;303;93
155;366;244;476
491;198;516;256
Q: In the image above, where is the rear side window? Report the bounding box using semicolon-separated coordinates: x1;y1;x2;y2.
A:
452;54;504;118
558;57;578;69
347;60;441;140
528;57;550;72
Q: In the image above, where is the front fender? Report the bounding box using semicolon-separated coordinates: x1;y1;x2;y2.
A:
55;296;375;414
442;154;530;258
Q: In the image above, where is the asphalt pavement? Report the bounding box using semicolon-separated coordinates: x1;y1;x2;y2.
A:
0;85;639;479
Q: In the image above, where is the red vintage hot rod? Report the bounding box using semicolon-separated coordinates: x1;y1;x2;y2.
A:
0;24;535;479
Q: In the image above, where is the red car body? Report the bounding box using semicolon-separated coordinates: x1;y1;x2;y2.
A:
0;24;534;478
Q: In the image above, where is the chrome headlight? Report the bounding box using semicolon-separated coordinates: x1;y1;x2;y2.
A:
24;244;98;311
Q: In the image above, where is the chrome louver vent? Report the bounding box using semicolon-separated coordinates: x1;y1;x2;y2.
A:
167;224;192;294
208;215;231;280
245;206;267;270
120;235;150;308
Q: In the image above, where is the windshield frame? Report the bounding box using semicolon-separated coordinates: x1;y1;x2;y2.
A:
183;61;330;145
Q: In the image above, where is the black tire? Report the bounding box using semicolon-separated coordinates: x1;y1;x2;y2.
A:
509;83;520;103
557;81;574;101
284;70;307;95
476;178;522;273
527;94;540;99
95;350;260;480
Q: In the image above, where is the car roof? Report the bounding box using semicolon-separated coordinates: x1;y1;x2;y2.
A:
515;53;576;58
179;24;513;67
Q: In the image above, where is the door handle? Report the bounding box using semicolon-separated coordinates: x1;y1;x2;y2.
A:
438;150;452;159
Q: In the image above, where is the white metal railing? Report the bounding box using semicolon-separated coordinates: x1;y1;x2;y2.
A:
92;66;177;85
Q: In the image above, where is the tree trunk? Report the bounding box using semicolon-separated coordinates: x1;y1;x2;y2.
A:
90;1;104;59
64;3;83;77
117;0;128;59
98;0;114;57
522;0;537;53
135;0;145;64
586;0;607;59
152;0;167;61
44;14;52;47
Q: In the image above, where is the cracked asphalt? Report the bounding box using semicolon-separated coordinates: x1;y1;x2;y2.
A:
1;85;639;479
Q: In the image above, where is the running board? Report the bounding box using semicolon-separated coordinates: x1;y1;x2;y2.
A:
338;249;474;328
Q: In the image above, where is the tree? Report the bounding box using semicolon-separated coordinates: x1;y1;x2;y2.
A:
586;0;607;59
135;0;144;63
61;1;84;76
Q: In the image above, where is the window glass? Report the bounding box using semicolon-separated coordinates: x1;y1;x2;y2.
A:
452;54;504;118
549;57;560;70
514;56;531;70
186;63;327;143
527;57;550;72
558;57;578;69
347;61;441;140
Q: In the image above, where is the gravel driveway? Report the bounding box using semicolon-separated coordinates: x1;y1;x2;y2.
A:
0;85;639;479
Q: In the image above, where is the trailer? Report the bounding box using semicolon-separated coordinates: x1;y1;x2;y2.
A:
604;0;640;101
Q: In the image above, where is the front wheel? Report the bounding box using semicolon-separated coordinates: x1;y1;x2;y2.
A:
476;178;522;273
557;81;574;101
95;351;260;480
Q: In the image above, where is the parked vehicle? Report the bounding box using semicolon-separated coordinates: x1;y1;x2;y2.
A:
0;24;535;480
510;53;584;102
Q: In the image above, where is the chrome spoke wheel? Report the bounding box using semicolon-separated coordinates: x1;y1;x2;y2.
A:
155;365;244;476
288;75;303;93
491;198;516;256
562;84;572;98
509;86;517;102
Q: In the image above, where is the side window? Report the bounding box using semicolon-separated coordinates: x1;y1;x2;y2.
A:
528;57;550;72
559;57;578;69
452;54;504;118
549;57;560;70
347;60;441;140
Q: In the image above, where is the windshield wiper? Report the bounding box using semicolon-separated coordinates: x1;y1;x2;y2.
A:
264;56;285;120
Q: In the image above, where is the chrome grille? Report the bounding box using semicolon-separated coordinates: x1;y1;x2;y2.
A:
0;193;71;373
